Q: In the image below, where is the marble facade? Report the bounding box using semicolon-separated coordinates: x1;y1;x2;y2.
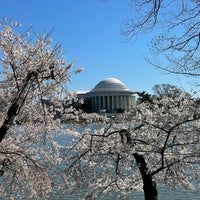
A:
77;78;136;113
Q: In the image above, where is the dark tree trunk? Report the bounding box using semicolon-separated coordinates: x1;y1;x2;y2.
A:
0;102;20;142
133;153;158;200
0;71;37;143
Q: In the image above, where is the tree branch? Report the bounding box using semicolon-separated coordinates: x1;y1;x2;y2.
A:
0;71;37;143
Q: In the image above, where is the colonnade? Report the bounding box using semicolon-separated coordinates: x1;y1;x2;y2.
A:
91;94;135;112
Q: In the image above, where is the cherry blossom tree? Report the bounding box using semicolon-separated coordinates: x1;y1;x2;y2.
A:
63;93;200;200
0;18;83;199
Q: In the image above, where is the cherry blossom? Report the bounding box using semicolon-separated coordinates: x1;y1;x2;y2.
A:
64;94;200;200
0;19;81;199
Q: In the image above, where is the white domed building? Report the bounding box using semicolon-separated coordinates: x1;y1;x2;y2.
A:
77;78;136;113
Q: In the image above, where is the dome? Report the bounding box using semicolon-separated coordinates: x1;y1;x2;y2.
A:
91;78;129;92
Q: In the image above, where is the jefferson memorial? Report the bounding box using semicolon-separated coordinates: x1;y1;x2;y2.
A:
77;78;136;113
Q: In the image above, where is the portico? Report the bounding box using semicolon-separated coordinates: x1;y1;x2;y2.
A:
77;78;136;113
90;93;135;112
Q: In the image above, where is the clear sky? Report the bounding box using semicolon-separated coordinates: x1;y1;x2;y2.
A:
0;0;197;94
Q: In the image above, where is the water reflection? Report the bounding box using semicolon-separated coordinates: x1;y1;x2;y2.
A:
50;187;200;200
52;124;200;200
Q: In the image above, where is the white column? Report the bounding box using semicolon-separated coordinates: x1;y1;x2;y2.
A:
126;96;128;110
128;96;131;110
125;96;127;110
112;96;114;111
126;96;129;110
122;96;125;109
120;95;122;108
107;96;110;111
131;96;134;107
116;95;119;109
123;96;125;110
103;96;106;109
98;96;101;112
133;96;136;107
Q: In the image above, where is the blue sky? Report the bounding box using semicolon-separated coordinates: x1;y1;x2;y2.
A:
0;0;197;94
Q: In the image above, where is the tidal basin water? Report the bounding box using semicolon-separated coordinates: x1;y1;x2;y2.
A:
49;187;200;200
50;124;200;200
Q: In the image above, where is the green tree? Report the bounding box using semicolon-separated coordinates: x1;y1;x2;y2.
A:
77;97;93;113
136;91;153;104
